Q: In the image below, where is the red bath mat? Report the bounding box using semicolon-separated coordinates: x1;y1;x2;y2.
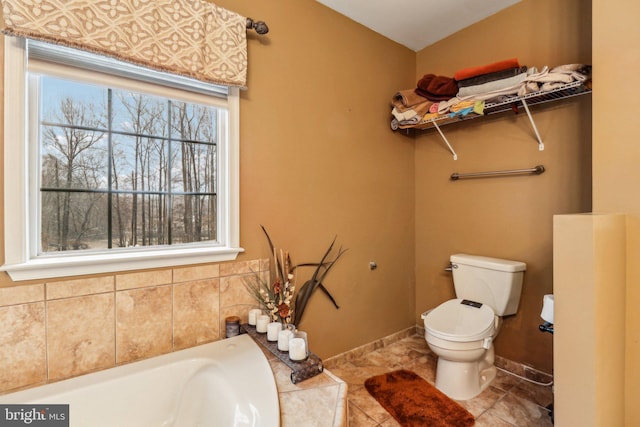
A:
364;369;475;427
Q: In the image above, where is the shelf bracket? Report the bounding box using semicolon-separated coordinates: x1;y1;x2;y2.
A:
432;121;458;160
520;99;544;151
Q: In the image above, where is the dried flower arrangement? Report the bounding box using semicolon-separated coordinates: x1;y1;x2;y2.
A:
244;225;346;326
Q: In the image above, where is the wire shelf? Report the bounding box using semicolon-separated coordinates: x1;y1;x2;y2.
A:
399;81;591;132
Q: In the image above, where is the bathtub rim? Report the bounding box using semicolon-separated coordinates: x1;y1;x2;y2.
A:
0;334;280;425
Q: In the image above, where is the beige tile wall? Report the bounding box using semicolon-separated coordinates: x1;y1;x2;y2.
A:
0;258;268;394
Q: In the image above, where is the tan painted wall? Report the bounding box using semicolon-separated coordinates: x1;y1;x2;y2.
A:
553;214;626;427
591;0;640;425
626;215;640;426
592;1;640;213
0;0;417;360
414;0;592;373
213;0;419;357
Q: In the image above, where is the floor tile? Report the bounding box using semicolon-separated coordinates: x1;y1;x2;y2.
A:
489;393;553;427
347;402;379;427
348;384;393;423
474;408;517;426
458;385;508;418
340;334;555;427
509;378;554;408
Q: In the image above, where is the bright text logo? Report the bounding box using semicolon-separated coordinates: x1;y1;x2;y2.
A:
0;405;68;426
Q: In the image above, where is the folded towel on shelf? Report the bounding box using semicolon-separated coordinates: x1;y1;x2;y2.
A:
390;88;437;128
449;100;476;112
448;100;485;118
391;93;432;113
457;70;531;98
454;58;520;81
391;62;591;129
391;108;424;125
449;107;474;118
391;93;433;124
437;67;547;113
516;64;590;95
415;74;459;101
391;111;442;130
547;64;590;82
550;63;591;77
391;117;423;130
473;100;485;115
391;101;432;123
393;89;430;108
456;66;527;88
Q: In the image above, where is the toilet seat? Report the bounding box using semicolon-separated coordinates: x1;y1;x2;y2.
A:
424;299;495;342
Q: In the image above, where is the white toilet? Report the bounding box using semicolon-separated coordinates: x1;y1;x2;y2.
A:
421;253;526;400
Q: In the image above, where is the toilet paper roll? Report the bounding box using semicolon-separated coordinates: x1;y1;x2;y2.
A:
540;294;554;324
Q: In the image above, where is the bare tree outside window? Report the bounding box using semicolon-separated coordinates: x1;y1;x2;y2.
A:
38;76;219;254
40;97;108;251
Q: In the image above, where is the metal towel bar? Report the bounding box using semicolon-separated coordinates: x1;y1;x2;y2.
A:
450;165;545;181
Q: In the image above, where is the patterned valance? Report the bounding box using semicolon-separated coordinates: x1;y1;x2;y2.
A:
1;0;248;87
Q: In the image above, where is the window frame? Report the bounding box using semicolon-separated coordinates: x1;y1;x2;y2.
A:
2;37;243;281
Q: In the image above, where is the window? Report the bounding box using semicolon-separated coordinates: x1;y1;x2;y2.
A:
2;37;242;281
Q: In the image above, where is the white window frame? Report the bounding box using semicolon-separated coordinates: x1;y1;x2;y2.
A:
2;37;243;281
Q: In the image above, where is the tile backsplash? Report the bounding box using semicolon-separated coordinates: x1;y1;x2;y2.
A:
0;258;268;394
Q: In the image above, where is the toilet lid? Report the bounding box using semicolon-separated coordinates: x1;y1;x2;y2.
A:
424;299;495;342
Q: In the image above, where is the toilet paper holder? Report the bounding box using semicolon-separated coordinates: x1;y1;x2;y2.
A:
539;294;554;334
539;321;554;334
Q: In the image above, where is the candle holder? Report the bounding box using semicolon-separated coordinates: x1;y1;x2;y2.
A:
288;331;309;361
247;308;262;326
277;324;296;351
240;324;323;384
256;315;270;333
225;316;240;338
266;322;282;341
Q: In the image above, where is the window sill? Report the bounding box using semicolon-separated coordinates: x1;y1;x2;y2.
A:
1;246;244;281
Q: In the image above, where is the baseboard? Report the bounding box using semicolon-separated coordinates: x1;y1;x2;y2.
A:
494;355;553;384
324;326;416;368
325;325;553;385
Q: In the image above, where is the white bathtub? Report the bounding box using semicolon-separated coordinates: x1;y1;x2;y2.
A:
1;334;280;427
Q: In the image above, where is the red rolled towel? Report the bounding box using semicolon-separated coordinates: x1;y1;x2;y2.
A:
454;58;520;81
416;74;458;101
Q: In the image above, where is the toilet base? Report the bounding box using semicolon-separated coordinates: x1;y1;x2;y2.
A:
434;349;496;400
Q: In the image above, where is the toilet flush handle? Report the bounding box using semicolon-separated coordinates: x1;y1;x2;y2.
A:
444;262;457;272
482;337;492;349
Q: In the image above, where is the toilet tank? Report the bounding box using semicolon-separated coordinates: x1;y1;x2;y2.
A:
450;254;526;316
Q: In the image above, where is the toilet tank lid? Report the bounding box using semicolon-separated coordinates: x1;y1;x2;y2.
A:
450;254;526;272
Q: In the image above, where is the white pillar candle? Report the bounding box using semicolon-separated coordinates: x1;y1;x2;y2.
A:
248;309;262;326
256;315;270;333
277;328;294;351
266;322;282;341
288;338;307;361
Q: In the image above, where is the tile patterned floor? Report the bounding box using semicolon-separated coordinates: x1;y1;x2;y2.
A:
324;334;554;426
